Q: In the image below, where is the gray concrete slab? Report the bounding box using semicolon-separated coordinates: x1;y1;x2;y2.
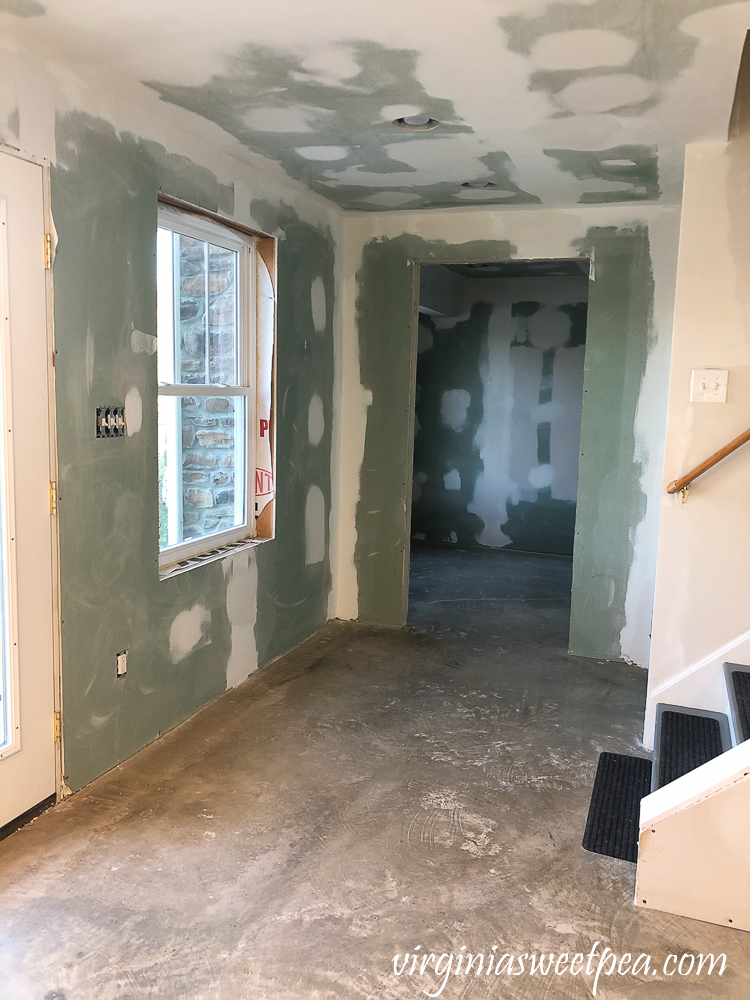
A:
2;547;748;999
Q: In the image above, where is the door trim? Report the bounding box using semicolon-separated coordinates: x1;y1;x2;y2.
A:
1;146;64;804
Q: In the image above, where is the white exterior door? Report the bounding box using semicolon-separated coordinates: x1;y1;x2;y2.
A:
0;151;57;826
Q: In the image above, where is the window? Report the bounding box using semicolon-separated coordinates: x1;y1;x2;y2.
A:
157;206;273;568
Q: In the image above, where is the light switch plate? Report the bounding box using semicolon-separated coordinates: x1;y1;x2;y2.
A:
691;368;728;403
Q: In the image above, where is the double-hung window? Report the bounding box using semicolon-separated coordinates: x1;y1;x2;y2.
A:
157;207;257;566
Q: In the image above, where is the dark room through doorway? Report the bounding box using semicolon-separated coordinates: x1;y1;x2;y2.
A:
407;259;590;631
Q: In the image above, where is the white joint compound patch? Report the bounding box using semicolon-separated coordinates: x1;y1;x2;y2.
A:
531;30;638;71
296;145;349;161
305;484;325;565
124;386;142;435
308;394;325;446
443;468;461;491
223;550;258;688
131;328;157;354
440;388;471;432
528;464;554;489
169;604;211;664
310;276;327;334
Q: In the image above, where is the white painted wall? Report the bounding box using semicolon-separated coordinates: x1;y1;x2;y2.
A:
636;739;750;931
645;140;750;747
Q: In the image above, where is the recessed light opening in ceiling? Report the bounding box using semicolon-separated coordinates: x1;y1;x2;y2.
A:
461;180;498;189
393;115;440;131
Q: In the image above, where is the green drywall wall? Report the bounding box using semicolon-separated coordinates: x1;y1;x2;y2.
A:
568;224;654;661
412;306;488;545
412;282;587;557
249;201;335;665
354;226;655;662
354;236;515;627
52;111;334;791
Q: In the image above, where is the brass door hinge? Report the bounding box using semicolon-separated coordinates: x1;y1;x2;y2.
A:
54;711;61;743
44;233;52;270
50;481;57;514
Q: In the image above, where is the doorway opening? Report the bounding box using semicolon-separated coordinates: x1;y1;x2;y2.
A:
407;259;589;633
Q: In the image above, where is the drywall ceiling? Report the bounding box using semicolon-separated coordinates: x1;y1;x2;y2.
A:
2;0;748;211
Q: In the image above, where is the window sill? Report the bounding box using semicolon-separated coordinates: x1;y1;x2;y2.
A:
159;533;272;581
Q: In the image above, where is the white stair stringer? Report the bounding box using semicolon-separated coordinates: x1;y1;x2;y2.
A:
635;740;750;931
644;630;750;750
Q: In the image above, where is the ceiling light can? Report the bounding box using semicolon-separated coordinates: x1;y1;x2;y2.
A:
393;115;440;131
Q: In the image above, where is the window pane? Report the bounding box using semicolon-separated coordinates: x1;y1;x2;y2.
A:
208;243;238;385
157;228;240;388
158;395;246;552
177;234;207;385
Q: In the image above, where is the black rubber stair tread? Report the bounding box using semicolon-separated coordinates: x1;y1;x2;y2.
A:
728;667;750;742
582;752;652;863
653;705;730;791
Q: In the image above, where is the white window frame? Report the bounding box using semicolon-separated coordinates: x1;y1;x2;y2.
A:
157;207;256;568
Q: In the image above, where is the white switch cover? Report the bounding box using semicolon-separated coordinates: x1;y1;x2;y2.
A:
116;649;128;677
691;368;728;403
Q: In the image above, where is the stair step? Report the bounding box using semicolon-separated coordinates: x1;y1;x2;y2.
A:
652;704;732;791
582;752;652;863
725;663;750;743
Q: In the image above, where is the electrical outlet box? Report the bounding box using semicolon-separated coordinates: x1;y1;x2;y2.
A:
691;368;728;403
116;649;128;677
97;406;126;437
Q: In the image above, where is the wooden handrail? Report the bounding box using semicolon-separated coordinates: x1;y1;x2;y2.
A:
667;427;750;495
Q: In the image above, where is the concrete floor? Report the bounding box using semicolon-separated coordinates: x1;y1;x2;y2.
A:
2;547;748;1000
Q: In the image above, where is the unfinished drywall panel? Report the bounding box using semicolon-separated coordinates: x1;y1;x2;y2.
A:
49;118;336;790
646;139;750;746
246;201;335;667
343;204;679;664
0;35;340;792
412;270;588;555
569;223;656;659
3;0;745;210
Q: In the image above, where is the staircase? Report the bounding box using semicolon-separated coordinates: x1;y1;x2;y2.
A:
583;663;750;931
